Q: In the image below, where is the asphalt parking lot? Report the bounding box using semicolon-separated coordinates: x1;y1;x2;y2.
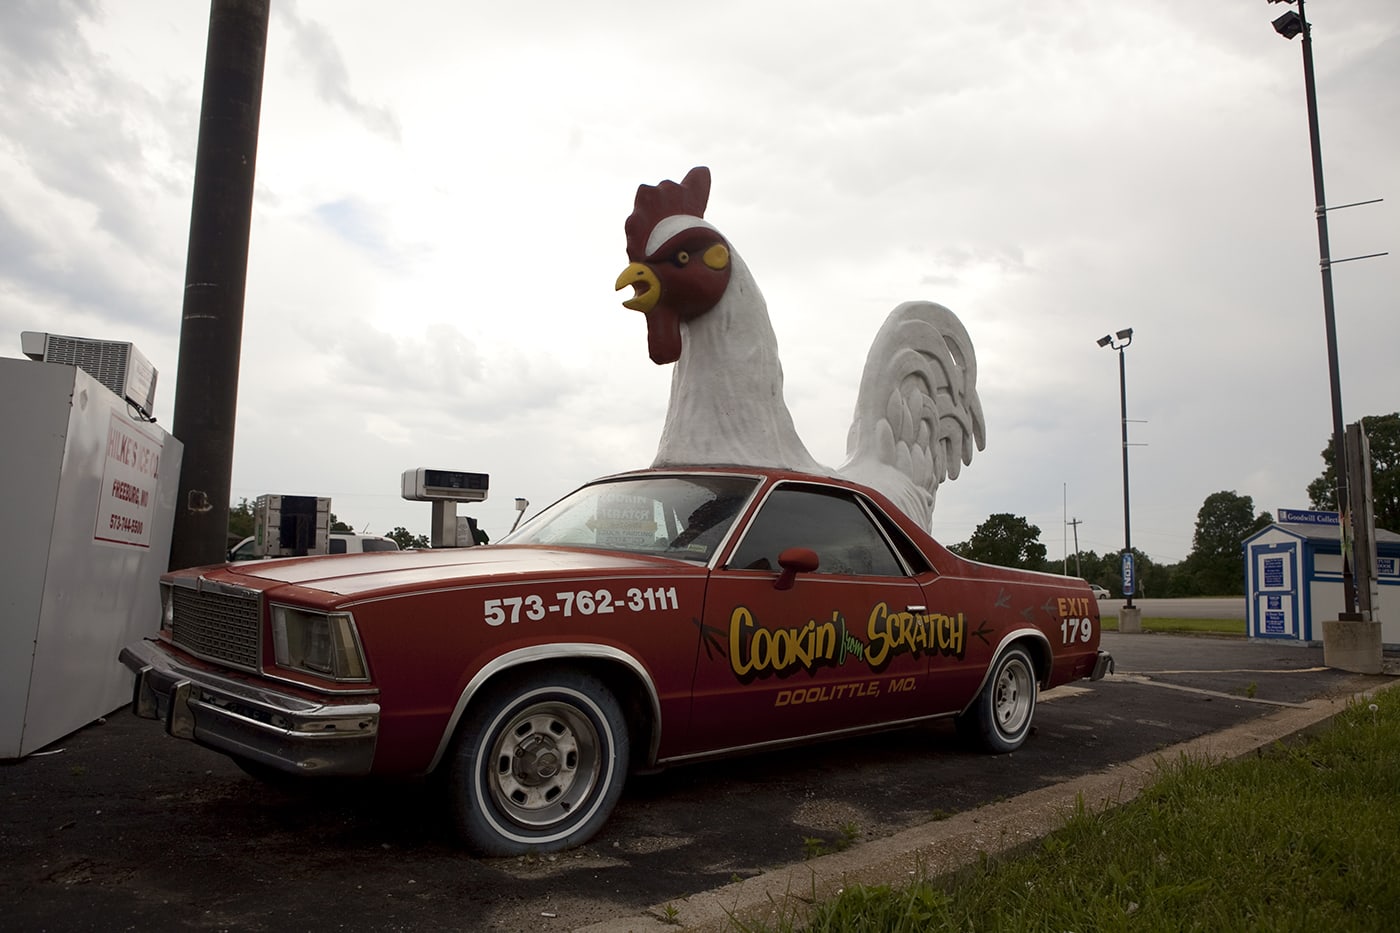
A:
2;632;1392;932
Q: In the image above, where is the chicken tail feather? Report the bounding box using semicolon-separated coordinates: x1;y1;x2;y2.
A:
840;301;985;531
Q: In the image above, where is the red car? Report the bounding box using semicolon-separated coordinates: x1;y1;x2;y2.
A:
121;467;1111;855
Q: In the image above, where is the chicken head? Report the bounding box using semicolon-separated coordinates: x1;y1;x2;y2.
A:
614;166;732;364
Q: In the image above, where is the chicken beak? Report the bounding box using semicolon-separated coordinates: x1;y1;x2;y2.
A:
615;262;660;313
616;261;681;364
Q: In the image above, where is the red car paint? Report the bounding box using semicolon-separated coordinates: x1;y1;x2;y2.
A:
122;466;1108;854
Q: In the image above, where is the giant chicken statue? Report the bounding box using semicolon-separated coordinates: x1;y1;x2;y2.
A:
614;166;985;531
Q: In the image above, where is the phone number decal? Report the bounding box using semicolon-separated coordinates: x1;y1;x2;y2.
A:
484;586;679;626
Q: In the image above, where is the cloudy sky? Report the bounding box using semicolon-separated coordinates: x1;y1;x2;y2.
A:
2;0;1396;564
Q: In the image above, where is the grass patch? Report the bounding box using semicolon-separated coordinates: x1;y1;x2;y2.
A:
803;823;862;860
750;690;1400;932
1100;616;1246;636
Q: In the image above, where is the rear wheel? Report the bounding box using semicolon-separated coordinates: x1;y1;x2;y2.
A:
448;669;629;856
957;644;1037;753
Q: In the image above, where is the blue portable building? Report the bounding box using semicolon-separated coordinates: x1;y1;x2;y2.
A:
1243;509;1400;647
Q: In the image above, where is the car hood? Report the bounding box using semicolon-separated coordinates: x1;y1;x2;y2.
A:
216;545;701;599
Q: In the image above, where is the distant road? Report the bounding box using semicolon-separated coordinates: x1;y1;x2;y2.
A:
1098;597;1246;620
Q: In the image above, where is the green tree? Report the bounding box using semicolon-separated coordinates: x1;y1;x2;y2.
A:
329;513;354;533
1307;412;1400;532
1136;550;1171;598
228;497;255;540
951;514;1047;570
1077;547;1165;597
1180;490;1271;596
1067;549;1113;587
386;526;429;550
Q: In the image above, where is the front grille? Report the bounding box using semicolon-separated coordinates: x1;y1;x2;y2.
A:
170;587;260;671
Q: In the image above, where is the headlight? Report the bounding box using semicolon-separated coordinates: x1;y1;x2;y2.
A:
271;606;369;682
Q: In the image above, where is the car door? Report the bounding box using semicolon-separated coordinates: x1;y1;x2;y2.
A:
684;483;931;755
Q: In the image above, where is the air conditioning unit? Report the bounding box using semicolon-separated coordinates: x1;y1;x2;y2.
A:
402;468;489;502
21;331;158;418
253;494;331;557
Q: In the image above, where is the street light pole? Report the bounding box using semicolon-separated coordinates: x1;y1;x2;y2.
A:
1270;0;1358;618
1097;328;1137;618
1117;343;1133;608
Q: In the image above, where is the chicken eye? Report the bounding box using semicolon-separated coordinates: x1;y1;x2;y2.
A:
674;251;691;266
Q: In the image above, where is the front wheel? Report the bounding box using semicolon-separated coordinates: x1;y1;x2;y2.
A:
957;644;1038;753
448;669;630;856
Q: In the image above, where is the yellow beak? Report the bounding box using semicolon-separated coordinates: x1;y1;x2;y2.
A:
615;262;661;313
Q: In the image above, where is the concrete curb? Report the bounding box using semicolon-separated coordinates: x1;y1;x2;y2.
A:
575;674;1398;932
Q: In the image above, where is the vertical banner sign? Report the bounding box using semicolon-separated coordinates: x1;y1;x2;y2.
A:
94;412;164;549
1121;551;1136;597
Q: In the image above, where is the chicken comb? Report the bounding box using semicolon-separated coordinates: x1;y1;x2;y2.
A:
625;166;711;260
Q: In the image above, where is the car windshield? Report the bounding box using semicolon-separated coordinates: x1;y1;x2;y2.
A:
503;474;760;562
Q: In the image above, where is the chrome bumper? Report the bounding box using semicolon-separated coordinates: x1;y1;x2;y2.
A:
119;639;379;777
1090;649;1115;681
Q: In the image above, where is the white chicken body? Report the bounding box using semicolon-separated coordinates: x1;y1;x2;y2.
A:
621;169;985;532
650;217;827;474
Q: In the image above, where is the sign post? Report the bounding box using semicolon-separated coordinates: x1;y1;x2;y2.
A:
1118;549;1142;633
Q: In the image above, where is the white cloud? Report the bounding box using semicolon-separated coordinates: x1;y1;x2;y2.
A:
2;0;1396;557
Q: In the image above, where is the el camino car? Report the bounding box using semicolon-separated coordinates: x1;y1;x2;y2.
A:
121;467;1112;855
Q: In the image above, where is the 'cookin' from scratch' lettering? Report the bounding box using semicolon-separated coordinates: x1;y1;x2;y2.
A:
866;603;968;666
729;606;842;678
728;602;970;680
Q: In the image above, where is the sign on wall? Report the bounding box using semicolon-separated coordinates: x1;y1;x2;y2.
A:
1277;508;1340;526
93;412;165;549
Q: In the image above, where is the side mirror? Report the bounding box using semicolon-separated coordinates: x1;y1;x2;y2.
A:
774;547;819;591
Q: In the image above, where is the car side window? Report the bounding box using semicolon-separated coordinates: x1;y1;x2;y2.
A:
727;487;905;576
329;538;347;554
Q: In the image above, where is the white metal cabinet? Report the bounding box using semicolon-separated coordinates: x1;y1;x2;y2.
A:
1;358;182;757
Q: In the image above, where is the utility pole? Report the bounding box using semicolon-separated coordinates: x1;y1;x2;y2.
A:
168;0;271;570
1067;518;1083;578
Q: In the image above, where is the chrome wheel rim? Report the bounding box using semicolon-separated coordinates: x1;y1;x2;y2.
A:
992;658;1035;737
487;700;601;829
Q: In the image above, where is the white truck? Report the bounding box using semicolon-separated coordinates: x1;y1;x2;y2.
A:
227;532;399;561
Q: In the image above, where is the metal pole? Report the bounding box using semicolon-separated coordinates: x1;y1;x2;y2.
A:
168;0;270;570
1296;0;1359;617
1118;346;1134;609
1068;518;1082;579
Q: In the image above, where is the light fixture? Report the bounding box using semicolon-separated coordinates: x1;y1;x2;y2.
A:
1115;327;1134;341
1096;335;1112;347
509;497;530;534
1272;11;1304;39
